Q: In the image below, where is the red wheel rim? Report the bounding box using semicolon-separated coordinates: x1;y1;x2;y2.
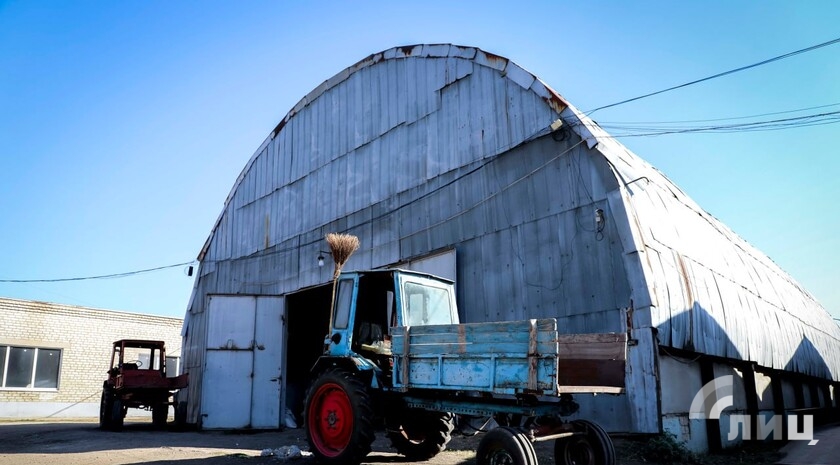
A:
308;382;354;457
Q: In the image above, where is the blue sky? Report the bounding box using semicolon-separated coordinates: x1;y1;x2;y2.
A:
1;1;838;320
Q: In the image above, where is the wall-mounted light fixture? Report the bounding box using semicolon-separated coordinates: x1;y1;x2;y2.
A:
317;251;331;267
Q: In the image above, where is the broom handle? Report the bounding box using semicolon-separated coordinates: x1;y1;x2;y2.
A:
327;276;338;338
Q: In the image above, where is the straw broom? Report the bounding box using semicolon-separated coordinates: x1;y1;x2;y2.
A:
325;233;360;336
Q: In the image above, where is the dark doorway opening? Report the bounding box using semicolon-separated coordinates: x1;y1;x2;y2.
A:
285;283;332;425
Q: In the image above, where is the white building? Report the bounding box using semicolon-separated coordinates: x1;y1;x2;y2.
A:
0;297;182;419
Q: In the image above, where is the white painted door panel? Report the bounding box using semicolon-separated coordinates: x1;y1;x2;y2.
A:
201;350;253;429
251;296;285;428
206;295;256;349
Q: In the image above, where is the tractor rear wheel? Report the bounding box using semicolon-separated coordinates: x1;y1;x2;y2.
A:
554;420;615;465
174;400;188;429
387;409;455;460
153;404;168;428
304;369;374;465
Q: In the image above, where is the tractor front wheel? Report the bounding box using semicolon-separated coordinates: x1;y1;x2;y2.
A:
109;398;124;431
304;369;375;465
99;387;113;430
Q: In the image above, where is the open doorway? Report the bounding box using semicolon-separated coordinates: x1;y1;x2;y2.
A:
284;283;332;426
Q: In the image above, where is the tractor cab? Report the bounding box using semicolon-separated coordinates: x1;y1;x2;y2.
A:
100;339;187;431
108;339;169;389
324;269;459;362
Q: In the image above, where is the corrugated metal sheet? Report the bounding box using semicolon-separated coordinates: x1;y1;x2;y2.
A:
182;44;839;429
566;106;840;380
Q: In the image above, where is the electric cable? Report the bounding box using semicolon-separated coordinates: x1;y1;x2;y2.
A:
599;110;840;137
5;103;838;283
596;102;840;125
585;36;840;115
0;261;194;283
0;122;560;284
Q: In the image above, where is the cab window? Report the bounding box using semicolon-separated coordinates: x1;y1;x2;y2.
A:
334;278;354;329
403;282;454;326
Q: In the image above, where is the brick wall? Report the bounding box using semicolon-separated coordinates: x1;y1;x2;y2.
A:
0;297;182;418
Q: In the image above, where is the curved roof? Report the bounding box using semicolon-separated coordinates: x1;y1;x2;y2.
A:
200;44;571;260
196;44;840;380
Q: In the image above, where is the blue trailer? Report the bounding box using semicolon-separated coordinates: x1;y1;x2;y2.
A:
304;269;626;465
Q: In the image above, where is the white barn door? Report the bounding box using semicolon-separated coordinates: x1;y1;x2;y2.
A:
201;295;285;429
251;296;285;428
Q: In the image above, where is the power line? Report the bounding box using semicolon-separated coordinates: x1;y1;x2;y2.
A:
1;123;561;284
599;110;840;137
567;108;840;140
5;104;837;282
586;36;840;115
0;261;194;283
6;107;837;281
596;101;840;125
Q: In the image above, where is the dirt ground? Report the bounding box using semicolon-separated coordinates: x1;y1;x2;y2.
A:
0;419;783;465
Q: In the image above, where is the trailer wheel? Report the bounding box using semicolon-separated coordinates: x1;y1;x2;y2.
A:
304;369;374;465
554;420;615;465
153;404;168;428
477;426;537;465
387;409;455;460
99;387;113;430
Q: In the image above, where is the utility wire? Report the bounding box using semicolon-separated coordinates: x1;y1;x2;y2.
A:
5;104;838;282
0;123;560;284
596;101;840;125
4;107;837;282
586;36;840;115
0;261;194;283
598;110;840;137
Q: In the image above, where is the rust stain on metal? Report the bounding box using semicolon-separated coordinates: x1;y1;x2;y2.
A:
483;50;507;66
359;53;376;66
400;45;416;56
264;214;270;250
542;95;568;114
458;325;466;353
675;253;694;308
401;326;410;385
528;319;538;391
675;253;695;351
271;119;286;140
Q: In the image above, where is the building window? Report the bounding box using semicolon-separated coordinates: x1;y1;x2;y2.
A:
0;345;62;390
